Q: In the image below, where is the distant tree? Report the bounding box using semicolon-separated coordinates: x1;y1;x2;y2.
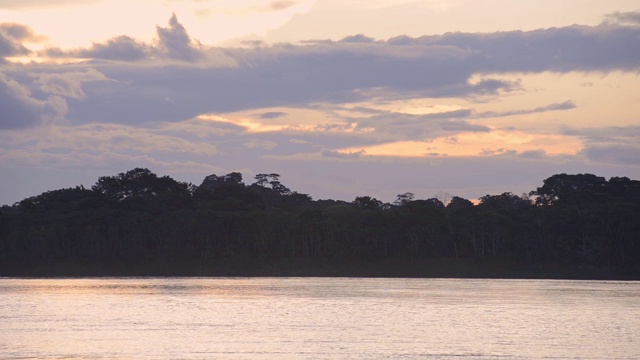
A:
479;192;531;211
198;172;244;193
394;192;415;206
435;191;453;207
17;186;95;211
529;173;607;206
316;199;350;208
404;198;445;213
253;174;269;187
92;168;190;200
607;176;640;200
446;196;474;210
252;173;291;195
209;183;265;210
353;196;383;210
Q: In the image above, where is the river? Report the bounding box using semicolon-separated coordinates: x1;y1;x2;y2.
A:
1;277;639;359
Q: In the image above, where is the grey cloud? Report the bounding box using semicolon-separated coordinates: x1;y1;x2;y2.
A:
387;35;414;46
340;34;376;43
354;111;489;141
604;11;640;26
561;125;640;166
420;78;521;99
518;150;547;159
243;139;277;149
530;100;576;111
0;34;28;58
0;23;42;42
9;17;640;126
561;125;640;143
477;100;576;118
157;13;203;62
259;111;288;119
78;36;149;61
44;15;213;63
32;69;109;100
0;24;31;58
0;75;43;128
392;21;640;72
0;73;70;129
581;145;640;165
321;148;365;159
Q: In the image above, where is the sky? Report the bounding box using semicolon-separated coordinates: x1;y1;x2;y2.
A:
1;0;639;205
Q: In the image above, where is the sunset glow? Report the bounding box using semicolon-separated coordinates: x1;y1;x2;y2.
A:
338;129;584;158
1;0;639;204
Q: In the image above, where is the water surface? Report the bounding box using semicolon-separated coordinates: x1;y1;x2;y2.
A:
1;278;639;359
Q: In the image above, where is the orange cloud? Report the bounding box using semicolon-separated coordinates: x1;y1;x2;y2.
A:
337;128;584;158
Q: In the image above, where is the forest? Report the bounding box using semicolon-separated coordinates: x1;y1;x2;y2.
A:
1;168;639;279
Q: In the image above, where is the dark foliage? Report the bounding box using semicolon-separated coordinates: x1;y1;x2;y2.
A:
1;170;639;277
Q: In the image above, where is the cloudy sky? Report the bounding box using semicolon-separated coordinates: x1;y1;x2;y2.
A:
1;0;639;205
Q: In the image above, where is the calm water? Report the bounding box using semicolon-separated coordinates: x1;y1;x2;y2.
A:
0;278;639;359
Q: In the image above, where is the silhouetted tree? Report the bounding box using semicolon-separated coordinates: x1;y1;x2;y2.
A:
92;168;191;200
394;192;415;206
353;196;383;210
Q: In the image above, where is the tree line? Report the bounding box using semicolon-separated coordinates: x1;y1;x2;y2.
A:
1;168;639;277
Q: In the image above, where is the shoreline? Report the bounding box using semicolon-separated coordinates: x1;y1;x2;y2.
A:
1;257;635;280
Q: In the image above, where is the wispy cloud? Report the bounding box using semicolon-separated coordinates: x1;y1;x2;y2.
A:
604;11;640;26
477;100;576;118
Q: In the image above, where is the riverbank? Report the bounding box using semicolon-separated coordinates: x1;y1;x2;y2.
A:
0;257;634;280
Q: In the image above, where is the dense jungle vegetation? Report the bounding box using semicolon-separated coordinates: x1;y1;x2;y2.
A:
1;168;639;278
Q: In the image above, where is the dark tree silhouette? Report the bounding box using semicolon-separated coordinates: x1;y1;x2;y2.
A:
1;170;639;278
92;168;191;200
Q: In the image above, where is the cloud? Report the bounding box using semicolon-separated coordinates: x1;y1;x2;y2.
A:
156;13;203;62
76;36;150;62
477;100;576;118
0;23;43;42
519;150;547;159
0;122;220;174
0;69;111;129
561;125;640;166
392;21;640;72
0;75;43;128
604;11;640;26
267;0;297;11
0;73;69;129
321;148;365;159
353;111;489;142
340;34;376;43
43;15;233;64
75;21;640;123
561;125;640;144
32;69;110;100
0;0;102;9
4;16;640;130
0;149;221;174
259;111;288;119
0;25;31;59
244;139;278;149
582;145;640;165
